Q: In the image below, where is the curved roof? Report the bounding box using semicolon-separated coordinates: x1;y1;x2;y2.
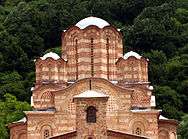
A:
40;52;60;60
123;51;142;60
159;115;168;120
75;16;110;29
74;90;109;98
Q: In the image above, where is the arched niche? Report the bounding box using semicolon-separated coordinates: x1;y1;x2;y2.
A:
40;125;53;139
159;129;170;139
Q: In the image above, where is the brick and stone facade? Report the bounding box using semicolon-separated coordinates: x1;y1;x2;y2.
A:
8;17;178;139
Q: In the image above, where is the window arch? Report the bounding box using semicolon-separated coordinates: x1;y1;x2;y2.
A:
159;130;170;139
75;39;78;79
132;121;145;136
40;125;52;139
40;91;54;108
90;38;94;77
84;136;95;139
86;106;97;123
106;38;109;79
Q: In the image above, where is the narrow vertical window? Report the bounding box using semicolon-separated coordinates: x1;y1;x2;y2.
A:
49;65;52;81
75;39;78;79
106;38;109;79
43;129;50;139
131;61;134;81
91;38;94;77
86;106;97;123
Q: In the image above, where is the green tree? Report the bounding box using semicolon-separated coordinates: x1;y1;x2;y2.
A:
124;3;182;55
3;2;45;58
0;93;31;139
154;86;183;120
179;114;188;139
0;72;28;101
176;8;188;24
0;29;31;73
144;50;167;85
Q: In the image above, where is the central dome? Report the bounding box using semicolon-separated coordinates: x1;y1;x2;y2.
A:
75;16;110;29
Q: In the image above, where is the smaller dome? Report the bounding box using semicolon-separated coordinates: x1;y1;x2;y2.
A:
148;86;154;90
40;52;60;60
75;16;110;29
159;115;168;120
123;51;142;60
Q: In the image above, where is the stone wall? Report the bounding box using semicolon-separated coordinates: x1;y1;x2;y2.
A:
35;25;123;83
74;97;108;139
158;120;178;139
53;78;133;132
26;111;57;139
116;57;148;82
9;123;27;139
35;58;67;84
32;83;66;110
25;78;161;139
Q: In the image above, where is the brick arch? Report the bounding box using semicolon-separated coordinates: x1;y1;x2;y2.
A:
82;26;101;39
132;121;145;135
53;78;133;129
33;85;60;109
159;129;170;139
14;129;26;139
17;132;26;139
64;26;80;40
84;135;96;139
103;27;123;80
37;89;54;98
103;28;117;40
83;25;102;32
103;26;122;37
62;26;80;56
40;91;54;108
36;120;57;133
40;125;53;139
54;78;132;97
128;117;149;135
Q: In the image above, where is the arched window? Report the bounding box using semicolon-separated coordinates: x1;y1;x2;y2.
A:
43;129;50;139
106;38;109;79
41;125;52;139
48;64;53;81
132;121;144;136
159;130;170;139
75;39;78;79
86;106;97;123
91;38;94;77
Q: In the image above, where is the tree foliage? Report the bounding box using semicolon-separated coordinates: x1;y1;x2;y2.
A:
0;93;31;139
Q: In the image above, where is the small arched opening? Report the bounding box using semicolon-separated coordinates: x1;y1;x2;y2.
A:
86;106;97;123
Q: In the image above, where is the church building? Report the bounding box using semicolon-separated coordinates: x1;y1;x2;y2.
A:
8;17;178;139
